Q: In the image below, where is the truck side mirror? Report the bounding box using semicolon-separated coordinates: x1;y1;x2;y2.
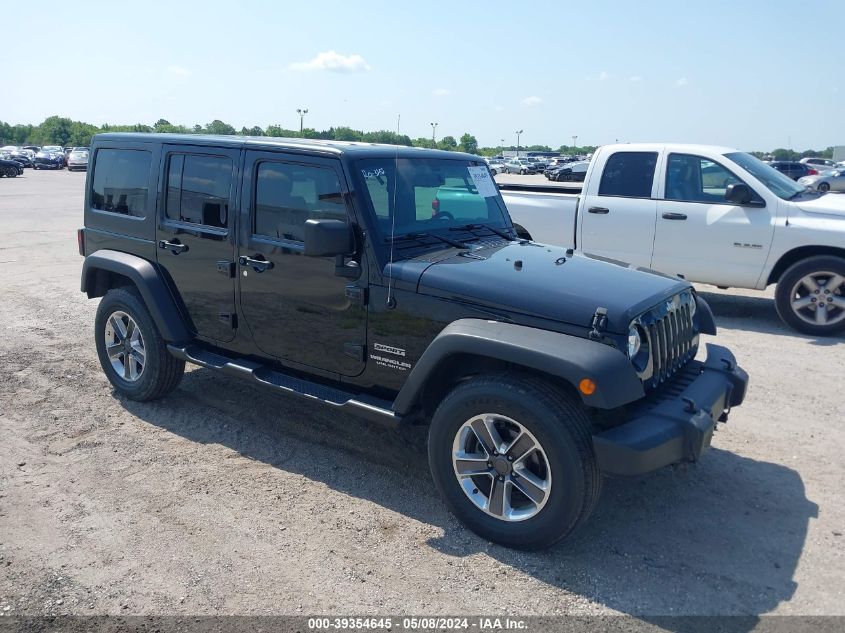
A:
304;219;354;257
725;183;752;205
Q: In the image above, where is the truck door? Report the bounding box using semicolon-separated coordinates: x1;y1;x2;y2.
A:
652;153;775;287
237;151;366;377
156;146;239;343
579;150;659;268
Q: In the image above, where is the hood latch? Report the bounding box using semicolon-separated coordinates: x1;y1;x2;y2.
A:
588;307;608;341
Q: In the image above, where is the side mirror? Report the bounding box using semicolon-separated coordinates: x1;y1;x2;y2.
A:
725;183;752;205
304;219;354;257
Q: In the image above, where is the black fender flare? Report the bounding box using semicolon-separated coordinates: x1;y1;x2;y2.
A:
695;294;716;335
81;249;191;343
393;319;644;414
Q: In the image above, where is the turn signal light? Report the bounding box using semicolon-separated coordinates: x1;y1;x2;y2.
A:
579;378;597;395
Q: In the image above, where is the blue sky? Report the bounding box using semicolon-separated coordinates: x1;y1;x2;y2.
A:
4;0;843;150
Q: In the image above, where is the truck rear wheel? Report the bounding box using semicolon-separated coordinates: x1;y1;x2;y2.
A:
428;374;601;549
775;256;845;336
95;287;185;401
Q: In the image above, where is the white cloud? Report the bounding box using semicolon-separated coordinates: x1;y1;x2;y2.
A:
521;96;543;106
675;77;688;87
598;71;610;81
432;88;450;96
289;50;371;73
166;65;191;77
629;75;643;82
493;105;505;112
586;71;611;81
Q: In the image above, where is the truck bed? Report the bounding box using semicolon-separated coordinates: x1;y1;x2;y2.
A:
498;182;581;247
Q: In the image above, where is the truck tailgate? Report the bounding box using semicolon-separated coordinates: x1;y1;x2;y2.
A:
500;186;580;247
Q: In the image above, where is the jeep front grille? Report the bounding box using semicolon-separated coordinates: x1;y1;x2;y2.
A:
640;292;698;390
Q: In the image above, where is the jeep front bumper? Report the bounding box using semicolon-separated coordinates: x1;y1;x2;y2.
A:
592;343;748;477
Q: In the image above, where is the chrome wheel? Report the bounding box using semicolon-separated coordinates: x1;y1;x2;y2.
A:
452;414;552;522
104;310;146;381
789;272;845;327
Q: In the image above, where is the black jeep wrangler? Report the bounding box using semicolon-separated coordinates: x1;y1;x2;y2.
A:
79;133;748;549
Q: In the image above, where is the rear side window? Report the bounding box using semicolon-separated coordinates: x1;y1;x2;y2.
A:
165;154;232;228
90;149;151;217
598;151;657;198
254;162;347;241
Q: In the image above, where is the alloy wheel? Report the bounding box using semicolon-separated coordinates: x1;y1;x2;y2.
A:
452;414;552;522
104;310;146;381
789;272;845;327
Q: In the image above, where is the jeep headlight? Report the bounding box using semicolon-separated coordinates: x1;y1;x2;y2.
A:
627;325;641;358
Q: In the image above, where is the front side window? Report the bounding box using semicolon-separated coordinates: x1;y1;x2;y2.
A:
598;151;657;198
165;154;232;228
90;149;151;217
665;154;743;202
254;162;347;241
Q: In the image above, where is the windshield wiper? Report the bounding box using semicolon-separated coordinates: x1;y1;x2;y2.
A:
788;189;809;200
386;232;467;248
448;223;515;240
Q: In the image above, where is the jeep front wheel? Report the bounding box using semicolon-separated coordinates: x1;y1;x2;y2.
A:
428;374;601;549
95;287;185;401
775;256;845;336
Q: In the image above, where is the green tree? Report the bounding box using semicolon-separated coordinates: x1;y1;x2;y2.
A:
204;120;237;135
438;135;457;151
241;126;265;136
35;116;74;146
459;133;478;155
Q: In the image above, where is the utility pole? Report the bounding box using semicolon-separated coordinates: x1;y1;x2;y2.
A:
572;135;578;151
297;108;309;133
430;122;438;148
515;130;523;156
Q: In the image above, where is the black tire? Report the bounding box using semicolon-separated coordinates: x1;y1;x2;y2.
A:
95;286;185;401
818;182;830;192
428;373;601;550
775;255;845;336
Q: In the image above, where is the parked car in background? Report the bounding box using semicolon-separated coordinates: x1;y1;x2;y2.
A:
486;159;506;175
798;169;845;193
7;150;34;168
67;148;90;171
33;149;65;170
547;160;590;182
769;161;817;180
504;158;537;174
800;157;836;172
0;156;24;177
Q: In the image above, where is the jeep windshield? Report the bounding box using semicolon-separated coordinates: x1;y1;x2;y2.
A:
354;158;512;248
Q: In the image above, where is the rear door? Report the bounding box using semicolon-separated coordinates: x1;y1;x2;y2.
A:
237;151;366;376
156;145;239;343
578;150;660;267
652;153;775;287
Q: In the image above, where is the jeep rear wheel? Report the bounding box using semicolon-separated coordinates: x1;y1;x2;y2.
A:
428;374;601;549
95;287;185;401
775;256;845;336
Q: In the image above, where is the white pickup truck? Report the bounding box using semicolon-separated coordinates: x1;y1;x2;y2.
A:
502;143;845;336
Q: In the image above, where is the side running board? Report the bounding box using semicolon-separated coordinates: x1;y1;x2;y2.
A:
167;344;402;428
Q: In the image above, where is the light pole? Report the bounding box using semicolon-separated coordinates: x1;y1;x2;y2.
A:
430;122;438;148
297;108;309;133
571;135;577;151
515;130;523;156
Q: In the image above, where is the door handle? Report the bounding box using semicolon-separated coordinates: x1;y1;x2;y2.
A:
158;239;188;254
661;212;688;220
588;207;609;214
239;255;273;273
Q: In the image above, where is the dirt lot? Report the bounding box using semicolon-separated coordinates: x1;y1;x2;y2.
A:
1;169;843;621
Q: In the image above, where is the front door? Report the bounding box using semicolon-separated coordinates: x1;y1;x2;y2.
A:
238;151;366;377
579;150;660;268
652;153;775;288
156;145;239;342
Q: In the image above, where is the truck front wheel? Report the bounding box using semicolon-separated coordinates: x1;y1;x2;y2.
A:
775;255;845;336
428;374;601;549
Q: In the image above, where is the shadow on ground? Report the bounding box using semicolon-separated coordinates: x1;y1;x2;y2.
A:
120;367;817;627
699;290;843;346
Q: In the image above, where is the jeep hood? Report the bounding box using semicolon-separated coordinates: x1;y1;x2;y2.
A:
390;241;690;333
795;193;845;217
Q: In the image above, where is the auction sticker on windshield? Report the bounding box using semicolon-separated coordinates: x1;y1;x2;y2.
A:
467;166;498;197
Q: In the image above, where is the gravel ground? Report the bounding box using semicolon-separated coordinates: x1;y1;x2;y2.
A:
1;169;843;621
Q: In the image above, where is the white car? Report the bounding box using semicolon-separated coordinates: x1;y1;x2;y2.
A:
800;157;836;172
501;143;845;335
485;159;506;175
799;169;845;193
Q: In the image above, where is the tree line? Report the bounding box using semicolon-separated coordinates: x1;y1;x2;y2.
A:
1;116;834;160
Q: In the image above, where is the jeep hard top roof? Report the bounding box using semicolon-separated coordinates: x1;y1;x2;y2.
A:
93;133;480;161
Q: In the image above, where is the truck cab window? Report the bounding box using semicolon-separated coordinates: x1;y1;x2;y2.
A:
666;154;742;203
598;151;657;198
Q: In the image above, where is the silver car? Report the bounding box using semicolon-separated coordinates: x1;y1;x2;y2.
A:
67;149;90;171
798;169;845;193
